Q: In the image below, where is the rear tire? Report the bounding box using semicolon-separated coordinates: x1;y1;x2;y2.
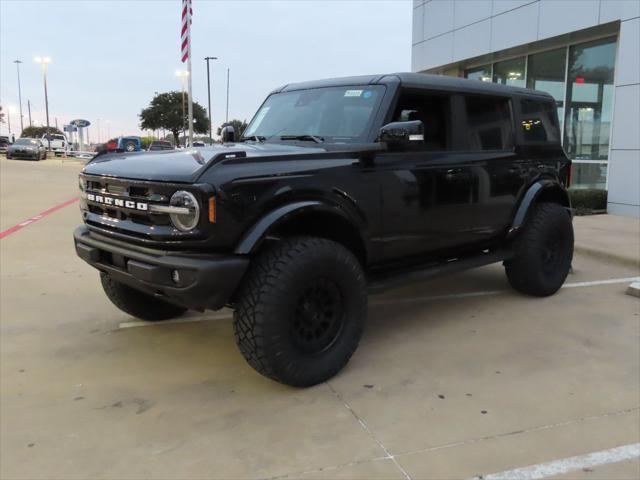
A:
100;272;187;321
233;236;367;387
124;141;136;152
505;202;573;296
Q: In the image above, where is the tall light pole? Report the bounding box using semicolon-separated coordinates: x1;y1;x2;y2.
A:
6;106;11;134
175;70;189;146
226;68;230;123
27;100;32;126
13;60;24;133
204;56;218;144
34;56;52;150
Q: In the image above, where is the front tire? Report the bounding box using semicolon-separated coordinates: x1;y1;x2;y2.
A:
505;202;573;296
233;237;367;387
100;273;187;321
124;141;136;152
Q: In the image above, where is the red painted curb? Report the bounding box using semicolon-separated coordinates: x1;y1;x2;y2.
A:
0;197;79;239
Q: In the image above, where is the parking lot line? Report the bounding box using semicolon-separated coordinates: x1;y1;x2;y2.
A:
471;442;640;480
372;276;640;306
0;197;78;239
118;276;640;329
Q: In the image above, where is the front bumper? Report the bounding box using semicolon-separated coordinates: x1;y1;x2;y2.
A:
74;225;249;311
8;150;39;159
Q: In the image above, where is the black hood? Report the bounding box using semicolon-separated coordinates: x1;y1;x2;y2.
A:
81;142;381;183
82;143;330;183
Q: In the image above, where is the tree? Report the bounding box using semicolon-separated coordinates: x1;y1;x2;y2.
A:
217;119;248;139
20;125;63;138
139;91;209;147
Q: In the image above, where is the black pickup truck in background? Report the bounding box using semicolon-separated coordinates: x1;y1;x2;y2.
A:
74;73;573;387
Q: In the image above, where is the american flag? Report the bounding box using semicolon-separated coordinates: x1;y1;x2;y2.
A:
181;0;192;63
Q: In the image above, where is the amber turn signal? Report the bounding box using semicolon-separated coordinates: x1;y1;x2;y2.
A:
208;197;216;223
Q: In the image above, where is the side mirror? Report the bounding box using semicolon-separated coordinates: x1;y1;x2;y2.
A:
378;120;424;147
221;125;235;143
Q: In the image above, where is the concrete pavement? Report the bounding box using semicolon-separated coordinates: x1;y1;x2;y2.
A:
1;157;638;479
573;214;640;268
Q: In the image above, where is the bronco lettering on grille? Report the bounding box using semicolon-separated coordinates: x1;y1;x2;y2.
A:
86;193;148;211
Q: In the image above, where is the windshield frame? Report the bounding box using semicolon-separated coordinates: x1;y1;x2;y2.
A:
244;85;387;145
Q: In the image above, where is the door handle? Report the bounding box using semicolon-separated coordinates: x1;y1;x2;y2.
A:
445;168;465;179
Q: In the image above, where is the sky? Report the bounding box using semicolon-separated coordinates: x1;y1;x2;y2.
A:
0;0;412;141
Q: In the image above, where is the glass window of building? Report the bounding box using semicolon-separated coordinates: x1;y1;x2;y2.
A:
564;37;616;189
492;57;525;87
526;48;566;128
465;65;491;82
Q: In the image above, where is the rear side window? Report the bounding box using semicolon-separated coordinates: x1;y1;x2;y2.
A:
519;98;560;143
464;96;514;150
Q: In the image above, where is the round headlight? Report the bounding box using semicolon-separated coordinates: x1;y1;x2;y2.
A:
169;190;200;232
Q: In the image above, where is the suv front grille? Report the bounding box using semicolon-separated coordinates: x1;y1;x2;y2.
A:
80;174;208;242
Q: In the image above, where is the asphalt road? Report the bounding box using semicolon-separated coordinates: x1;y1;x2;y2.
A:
1;156;639;479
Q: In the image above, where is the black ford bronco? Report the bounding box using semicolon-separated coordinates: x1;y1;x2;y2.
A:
74;73;573;387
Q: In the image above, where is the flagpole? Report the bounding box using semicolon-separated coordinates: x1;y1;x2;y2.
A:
186;1;194;148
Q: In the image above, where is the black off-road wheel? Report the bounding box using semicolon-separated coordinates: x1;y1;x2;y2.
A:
505;202;574;296
233;236;367;387
100;272;187;321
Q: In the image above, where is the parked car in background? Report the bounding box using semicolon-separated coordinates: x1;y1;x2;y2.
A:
7;138;47;160
114;136;142;152
41;133;69;156
0;135;11;153
192;141;206;147
148;140;174;151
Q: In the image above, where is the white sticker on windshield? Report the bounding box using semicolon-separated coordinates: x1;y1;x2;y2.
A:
344;89;363;97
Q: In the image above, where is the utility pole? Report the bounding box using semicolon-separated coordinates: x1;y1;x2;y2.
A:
6;108;11;134
13;60;24;133
27;100;32;126
226;68;230;123
35;57;52;150
204;56;218;144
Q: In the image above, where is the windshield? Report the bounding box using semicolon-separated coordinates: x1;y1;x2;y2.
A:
43;134;64;140
243;85;385;143
16;138;39;145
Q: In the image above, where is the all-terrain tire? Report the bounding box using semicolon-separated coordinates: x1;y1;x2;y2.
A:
124;141;136;152
100;272;187;321
505;202;574;296
233;236;367;387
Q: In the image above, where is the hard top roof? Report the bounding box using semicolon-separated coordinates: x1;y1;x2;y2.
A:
276;72;553;100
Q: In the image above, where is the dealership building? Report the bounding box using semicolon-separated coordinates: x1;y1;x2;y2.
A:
412;0;640;217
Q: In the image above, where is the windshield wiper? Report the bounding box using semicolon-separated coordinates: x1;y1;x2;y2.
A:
279;134;324;143
240;135;266;142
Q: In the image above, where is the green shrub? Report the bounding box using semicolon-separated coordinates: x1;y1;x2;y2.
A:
569;188;607;214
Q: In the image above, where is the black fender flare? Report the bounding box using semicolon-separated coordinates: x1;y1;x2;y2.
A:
509;179;571;236
234;201;359;255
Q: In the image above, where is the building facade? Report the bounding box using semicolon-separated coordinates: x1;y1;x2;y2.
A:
412;0;640;217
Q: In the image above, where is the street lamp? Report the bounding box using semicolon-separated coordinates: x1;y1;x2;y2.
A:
34;56;52;150
204;56;218;144
13;60;24;133
175;70;189;146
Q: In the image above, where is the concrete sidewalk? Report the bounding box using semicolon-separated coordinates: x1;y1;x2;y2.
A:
574;214;640;269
